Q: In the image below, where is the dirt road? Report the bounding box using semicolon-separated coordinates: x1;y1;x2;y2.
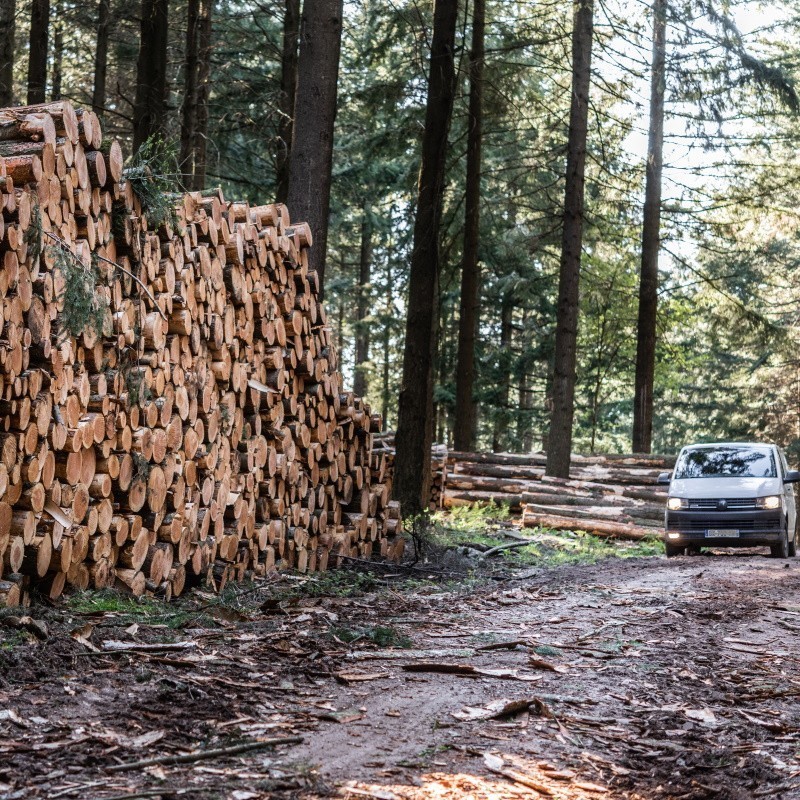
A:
2;550;800;799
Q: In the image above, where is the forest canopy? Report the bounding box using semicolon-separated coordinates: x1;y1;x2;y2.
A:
2;0;800;463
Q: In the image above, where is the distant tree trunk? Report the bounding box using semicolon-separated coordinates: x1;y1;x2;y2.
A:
0;0;16;107
27;0;50;104
132;0;170;152
192;0;212;190
492;298;513;453
180;0;200;185
545;0;594;479
353;206;372;398
381;257;392;428
453;0;485;452
632;0;667;454
92;0;111;113
51;7;63;101
517;308;533;452
287;0;343;297
276;0;300;205
393;0;459;517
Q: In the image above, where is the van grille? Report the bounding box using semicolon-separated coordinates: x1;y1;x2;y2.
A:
687;498;757;511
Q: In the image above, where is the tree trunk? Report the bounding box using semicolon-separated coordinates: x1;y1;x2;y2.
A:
0;0;16;107
632;0;667;455
353;205;372;398
51;6;63;101
393;0;459;517
517;309;533;452
276;0;300;205
27;0;50;105
92;0;111;114
545;0;594;479
132;0;170;152
180;0;200;185
381;256;392;428
492;298;513;453
192;0;212;190
286;0;343;297
453;0;485;453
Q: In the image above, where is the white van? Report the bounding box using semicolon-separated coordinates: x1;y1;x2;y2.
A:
658;442;800;558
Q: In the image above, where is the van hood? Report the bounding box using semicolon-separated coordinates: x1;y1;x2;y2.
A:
670;476;783;499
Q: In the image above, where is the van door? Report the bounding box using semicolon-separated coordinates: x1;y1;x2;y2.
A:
779;449;796;535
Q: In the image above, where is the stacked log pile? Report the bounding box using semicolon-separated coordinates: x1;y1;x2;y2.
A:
0;101;401;607
372;434;447;511
442;451;672;540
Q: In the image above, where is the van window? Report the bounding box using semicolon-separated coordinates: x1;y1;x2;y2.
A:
674;446;777;479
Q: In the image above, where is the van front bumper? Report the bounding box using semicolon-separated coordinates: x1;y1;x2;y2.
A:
664;509;784;546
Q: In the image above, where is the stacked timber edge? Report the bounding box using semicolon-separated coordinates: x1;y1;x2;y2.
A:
0;101;402;607
444;450;672;539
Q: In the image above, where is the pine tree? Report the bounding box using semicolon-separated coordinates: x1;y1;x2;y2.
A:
132;0;170;152
27;0;50;104
546;0;594;478
393;0;460;516
632;0;667;454
453;0;485;452
287;0;344;296
0;0;16;106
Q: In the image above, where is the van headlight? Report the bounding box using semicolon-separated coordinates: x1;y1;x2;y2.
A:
667;497;687;510
756;496;782;510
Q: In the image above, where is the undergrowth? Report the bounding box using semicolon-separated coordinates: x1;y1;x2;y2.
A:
125;136;180;228
428;506;663;568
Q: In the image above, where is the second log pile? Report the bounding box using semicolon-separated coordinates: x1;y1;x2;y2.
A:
0;100;402;607
443;451;672;540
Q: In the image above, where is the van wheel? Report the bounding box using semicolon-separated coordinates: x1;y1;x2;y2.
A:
771;526;790;559
665;544;684;558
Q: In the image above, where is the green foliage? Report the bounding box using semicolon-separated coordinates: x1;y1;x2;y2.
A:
67;590;157;616
132;452;152;482
25;201;42;263
125;136;180;228
124;364;151;408
53;246;108;340
330;624;412;649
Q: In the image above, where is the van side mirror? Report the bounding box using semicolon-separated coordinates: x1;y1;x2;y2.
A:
784;470;800;484
657;471;672;485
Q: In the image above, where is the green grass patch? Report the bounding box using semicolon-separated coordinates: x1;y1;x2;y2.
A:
330;624;412;648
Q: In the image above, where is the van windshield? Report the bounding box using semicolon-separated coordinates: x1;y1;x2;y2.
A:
674;446;777;479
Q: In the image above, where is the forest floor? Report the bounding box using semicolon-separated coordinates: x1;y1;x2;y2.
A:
2;521;800;800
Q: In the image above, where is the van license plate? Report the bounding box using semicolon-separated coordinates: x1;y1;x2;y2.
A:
707;529;738;538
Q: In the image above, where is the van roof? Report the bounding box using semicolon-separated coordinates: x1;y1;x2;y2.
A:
682;442;775;450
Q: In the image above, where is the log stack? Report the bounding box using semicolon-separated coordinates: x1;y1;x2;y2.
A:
442;450;672;540
0;101;401;606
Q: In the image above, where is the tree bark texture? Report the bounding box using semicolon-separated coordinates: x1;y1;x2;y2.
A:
546;0;594;479
353;207;372;398
51;6;63;101
286;0;344;297
492;298;513;453
132;0;170;152
92;0;111;113
276;0;301;205
0;0;16;107
180;0;200;185
632;0;666;454
192;0;213;190
453;0;485;452
27;0;50;105
393;0;459;517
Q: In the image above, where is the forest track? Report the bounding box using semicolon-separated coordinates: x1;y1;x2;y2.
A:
1;550;800;799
